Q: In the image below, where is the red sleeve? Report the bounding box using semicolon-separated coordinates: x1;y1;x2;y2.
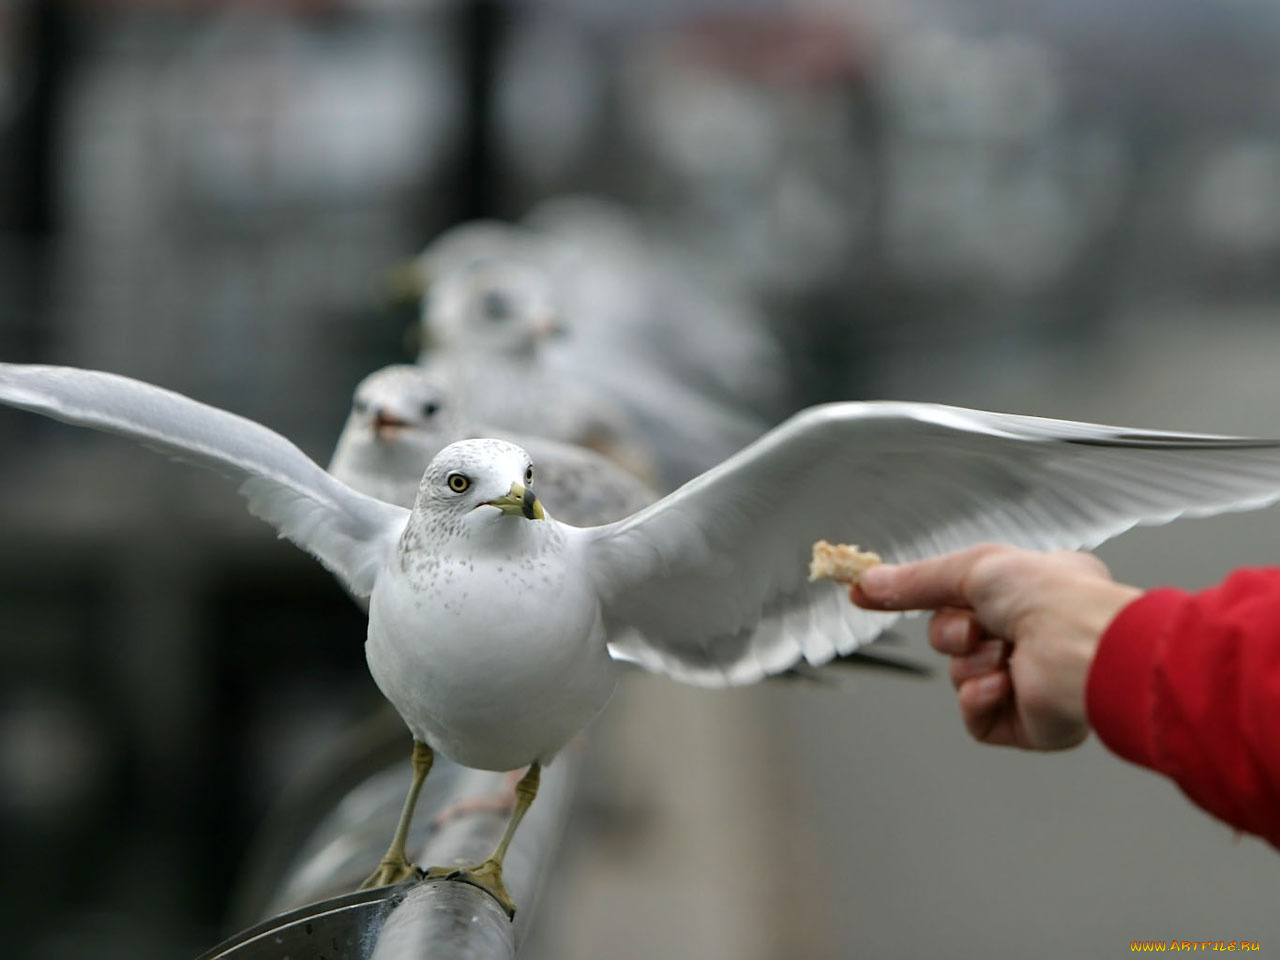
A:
1085;568;1280;848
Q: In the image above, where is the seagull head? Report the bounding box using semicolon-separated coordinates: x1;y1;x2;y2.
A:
329;366;469;487
424;258;565;359
417;439;547;528
385;220;534;308
346;365;456;444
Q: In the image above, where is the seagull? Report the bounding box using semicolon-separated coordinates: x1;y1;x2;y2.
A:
404;202;790;428
417;258;661;484
409;220;538;292
6;361;1280;917
328;364;655;526
382;219;536;307
523;194;790;418
418;255;765;487
328;364;923;679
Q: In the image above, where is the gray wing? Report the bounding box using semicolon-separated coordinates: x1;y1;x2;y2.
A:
0;364;408;599
582;401;1280;687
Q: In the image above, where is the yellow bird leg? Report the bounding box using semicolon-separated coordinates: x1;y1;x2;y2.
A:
360;740;434;889
425;762;541;919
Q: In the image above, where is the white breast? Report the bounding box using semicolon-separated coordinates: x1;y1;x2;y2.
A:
364;523;620;770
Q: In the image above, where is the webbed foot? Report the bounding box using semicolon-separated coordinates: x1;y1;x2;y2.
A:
360;854;424;890
424;858;515;919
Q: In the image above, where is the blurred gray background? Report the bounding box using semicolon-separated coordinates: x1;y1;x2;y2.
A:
2;0;1280;957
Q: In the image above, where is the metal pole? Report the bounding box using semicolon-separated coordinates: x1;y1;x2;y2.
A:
203;708;580;960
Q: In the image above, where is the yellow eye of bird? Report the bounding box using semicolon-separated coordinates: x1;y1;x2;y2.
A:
524;466;534;484
447;473;470;493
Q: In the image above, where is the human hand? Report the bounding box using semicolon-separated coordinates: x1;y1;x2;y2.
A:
851;545;1142;751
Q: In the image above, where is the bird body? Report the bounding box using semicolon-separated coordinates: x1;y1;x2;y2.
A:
368;522;616;772
365;442;618;770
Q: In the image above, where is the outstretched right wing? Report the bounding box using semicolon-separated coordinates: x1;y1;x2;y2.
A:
582;401;1280;686
0;363;409;599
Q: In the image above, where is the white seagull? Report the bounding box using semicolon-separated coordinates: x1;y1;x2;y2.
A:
416;257;662;484
329;366;925;679
327;364;655;526
5;362;1280;916
416;248;772;486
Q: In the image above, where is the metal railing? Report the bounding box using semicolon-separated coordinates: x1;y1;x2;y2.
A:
201;706;579;960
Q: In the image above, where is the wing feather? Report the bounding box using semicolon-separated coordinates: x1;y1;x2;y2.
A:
0;364;407;598
585;401;1280;687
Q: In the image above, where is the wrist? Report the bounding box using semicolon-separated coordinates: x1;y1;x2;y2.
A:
1063;579;1143;725
1075;579;1145;644
1018;576;1142;747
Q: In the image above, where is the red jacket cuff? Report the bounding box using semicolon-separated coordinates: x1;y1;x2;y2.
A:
1085;587;1189;771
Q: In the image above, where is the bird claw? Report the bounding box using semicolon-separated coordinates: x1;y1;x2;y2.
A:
424;859;516;919
359;856;424;890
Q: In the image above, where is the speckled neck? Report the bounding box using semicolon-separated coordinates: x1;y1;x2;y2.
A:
399;505;560;567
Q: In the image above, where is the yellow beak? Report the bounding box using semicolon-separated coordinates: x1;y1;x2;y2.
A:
484;482;545;521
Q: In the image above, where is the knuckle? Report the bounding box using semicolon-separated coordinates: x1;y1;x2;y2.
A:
963;543;1024;602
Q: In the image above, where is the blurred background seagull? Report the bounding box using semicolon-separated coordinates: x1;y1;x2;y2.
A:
329;364;655;526
409;200;787;487
523;195;789;420
7;362;1280;919
417;256;660;485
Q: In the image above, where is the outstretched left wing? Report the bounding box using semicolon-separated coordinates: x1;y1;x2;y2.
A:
0;364;409;600
582;401;1280;687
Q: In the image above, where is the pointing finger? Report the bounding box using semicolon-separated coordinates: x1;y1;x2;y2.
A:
853;544;1012;611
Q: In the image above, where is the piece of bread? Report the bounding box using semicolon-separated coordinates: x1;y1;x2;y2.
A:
809;540;882;584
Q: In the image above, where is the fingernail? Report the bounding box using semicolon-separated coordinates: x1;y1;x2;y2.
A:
939;617;968;652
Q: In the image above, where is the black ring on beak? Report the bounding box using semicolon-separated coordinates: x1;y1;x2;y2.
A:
522;485;538;520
